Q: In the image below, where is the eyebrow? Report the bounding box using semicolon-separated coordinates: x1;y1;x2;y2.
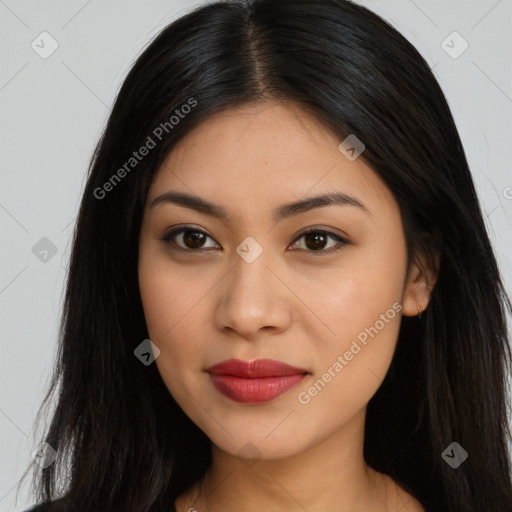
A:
149;190;370;222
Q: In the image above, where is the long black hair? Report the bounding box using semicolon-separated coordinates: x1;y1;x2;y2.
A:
19;0;512;510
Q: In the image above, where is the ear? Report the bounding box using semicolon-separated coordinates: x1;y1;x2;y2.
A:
402;244;440;317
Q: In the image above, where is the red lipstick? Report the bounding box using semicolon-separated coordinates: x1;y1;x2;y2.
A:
206;358;309;403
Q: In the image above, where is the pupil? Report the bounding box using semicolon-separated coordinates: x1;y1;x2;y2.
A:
184;231;205;248
306;232;326;250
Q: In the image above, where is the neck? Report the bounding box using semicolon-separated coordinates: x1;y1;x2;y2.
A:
180;409;406;512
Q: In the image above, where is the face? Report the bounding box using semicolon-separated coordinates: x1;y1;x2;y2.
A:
138;100;420;461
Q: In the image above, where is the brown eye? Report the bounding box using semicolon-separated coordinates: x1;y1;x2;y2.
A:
182;230;207;249
304;232;328;250
162;228;218;251
290;229;349;255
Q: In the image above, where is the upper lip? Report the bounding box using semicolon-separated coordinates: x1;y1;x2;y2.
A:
206;358;309;378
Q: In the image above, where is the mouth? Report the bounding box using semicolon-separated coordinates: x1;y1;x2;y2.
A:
205;358;310;403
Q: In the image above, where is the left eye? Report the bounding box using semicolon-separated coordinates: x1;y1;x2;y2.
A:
290;229;349;255
161;227;349;255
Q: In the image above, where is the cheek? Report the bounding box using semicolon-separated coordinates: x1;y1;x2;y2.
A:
297;242;406;409
138;242;211;345
138;263;193;397
138;264;204;409
301;250;406;353
295;301;402;440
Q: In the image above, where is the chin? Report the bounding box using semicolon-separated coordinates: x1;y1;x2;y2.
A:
203;419;314;461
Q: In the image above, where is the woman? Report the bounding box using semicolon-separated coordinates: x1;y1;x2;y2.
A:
21;0;512;511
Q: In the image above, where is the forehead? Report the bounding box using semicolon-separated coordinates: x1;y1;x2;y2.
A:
147;101;395;219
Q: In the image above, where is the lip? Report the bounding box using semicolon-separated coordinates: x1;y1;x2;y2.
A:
206;358;309;378
206;358;310;403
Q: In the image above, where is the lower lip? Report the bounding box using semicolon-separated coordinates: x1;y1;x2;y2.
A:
209;373;307;403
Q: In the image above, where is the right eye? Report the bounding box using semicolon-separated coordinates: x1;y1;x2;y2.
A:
161;227;220;251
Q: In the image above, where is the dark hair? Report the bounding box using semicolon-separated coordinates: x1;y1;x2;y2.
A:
19;0;512;511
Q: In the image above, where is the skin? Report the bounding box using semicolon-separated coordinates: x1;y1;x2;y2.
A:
138;100;437;511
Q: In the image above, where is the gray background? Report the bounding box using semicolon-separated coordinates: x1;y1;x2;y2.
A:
1;1;511;510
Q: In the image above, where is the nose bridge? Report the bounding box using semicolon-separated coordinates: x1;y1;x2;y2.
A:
232;240;272;299
215;237;290;337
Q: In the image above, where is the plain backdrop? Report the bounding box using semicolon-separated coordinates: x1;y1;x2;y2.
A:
1;1;511;510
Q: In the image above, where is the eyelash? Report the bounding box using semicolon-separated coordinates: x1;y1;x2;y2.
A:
160;226;349;256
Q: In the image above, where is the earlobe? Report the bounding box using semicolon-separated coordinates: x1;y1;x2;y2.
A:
401;251;439;317
402;275;433;317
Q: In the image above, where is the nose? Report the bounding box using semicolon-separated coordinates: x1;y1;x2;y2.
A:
213;247;292;340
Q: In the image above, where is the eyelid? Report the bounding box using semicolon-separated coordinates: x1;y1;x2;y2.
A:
161;226;220;251
160;225;350;254
288;226;350;255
